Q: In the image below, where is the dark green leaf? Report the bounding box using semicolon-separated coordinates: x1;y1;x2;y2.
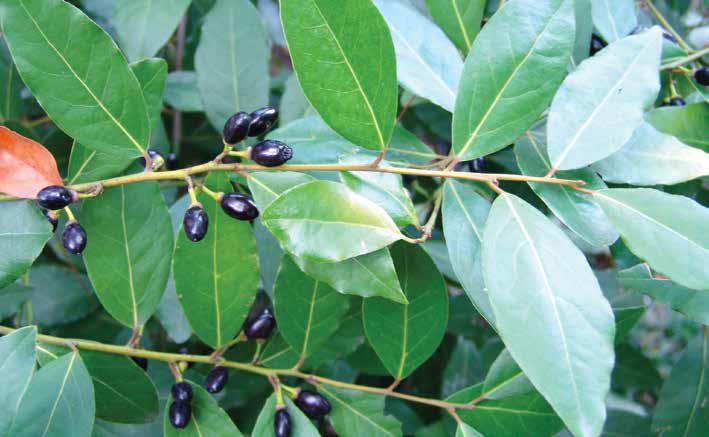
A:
456;423;483;437
647;103;709;151
611;344;661;395
164;71;204;112
602;410;653;437
0;37;24;122
252;393;319;437
164;381;243;436
319;385;402;437
441;337;483;398
0;326;36;436
0;201;52;288
27;264;95;326
424;0;484;52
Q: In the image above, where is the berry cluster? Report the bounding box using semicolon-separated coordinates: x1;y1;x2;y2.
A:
272;389;334;437
36;185;87;254
169;381;194;429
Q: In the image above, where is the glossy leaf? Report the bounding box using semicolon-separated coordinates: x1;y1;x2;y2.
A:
131;58;168;133
373;0;463;112
594;188;709;291
0;38;23;122
594;123;709;186
274;257;350;359
0;326;36;437
0;201;52;289
10;352;95;437
164;71;204;112
173;172;260;347
319;385;402;437
363;242;448;379
252;394;319;437
195;0;270;130
441;180;495;324
652;331;709;436
262;180;403;263
425;0;484;52
547;28;663;170
452;0;575;161
82;182;173;327
515;129;618;247
482;350;534;400
281;0;398;150
164;381;243;436
0;0;150;158
113;0;191;61
247;171;315;211
591;0;637;43
482;193;615;437
0;126;63;198
647;103;709;151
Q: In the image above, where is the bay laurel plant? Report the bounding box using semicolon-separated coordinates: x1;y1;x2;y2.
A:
0;0;707;436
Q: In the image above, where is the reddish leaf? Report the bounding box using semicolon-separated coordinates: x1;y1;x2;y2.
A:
0;126;62;198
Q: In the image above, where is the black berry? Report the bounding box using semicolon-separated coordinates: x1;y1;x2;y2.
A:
178;347;194;370
166;153;179;170
668;97;686;107
171;381;193;402
37;186;75;210
274;408;292;437
169;400;191;429
251;140;293;167
694;67;709;86
318;417;338;437
220;193;259;221
662;29;677;43
205;365;229;394
62;221;87;254
42;209;58;233
223;112;251;144
247;106;278;137
140;149;165;170
183;206;209;242
468;157;486;173
589;34;606;56
294;390;331;419
131;356;148;371
244;308;276;340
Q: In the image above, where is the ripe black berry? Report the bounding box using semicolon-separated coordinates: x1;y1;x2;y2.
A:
247;106;278;137
131;356;148;371
42;209;58;233
166;153;179;170
274;408;292;437
183;206;208;242
169;400;191;429
205;365;229;394
223;112;252;145
318;417;338;437
589;34;606;56
37;186;76;210
220;193;259;221
468;157;486;173
171;381;193;402
244;308;276;340
694;67;709;86
62;221;87;254
668;97;686;107
294;390;331;419
140;149;165;170
251;140;293;167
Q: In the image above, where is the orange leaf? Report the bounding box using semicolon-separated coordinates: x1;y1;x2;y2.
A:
0;125;63;199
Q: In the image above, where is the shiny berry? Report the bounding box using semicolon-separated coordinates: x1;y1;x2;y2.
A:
37;186;75;210
166;153;179;169
251;140;293;167
183;206;209;242
318;417;338;437
294;390;331;419
589;34;606;56
244;308;276;340
668;97;686;107
62;221;87;254
247;106;278;137
220;193;259;221
42;209;58;233
131;356;148;371
468;157;486;173
205;366;229;394
274;408;292;437
171;381;193;402
694;67;709;86
140;149;165;170
223;112;252;144
169;401;191;429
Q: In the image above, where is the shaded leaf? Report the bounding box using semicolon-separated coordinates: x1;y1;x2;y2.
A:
602;410;653;437
27;264;95;326
425;0;484;52
252;393;319;437
572;0;593;64
164;71;204;112
319;385;402;437
280;74;313;125
164;381;243;436
0;326;36;437
0;201;52;288
646;103;709;151
591;0;637;43
0;37;24;122
441;337;483;398
0;126;62;198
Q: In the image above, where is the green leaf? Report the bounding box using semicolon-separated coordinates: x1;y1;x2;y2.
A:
173;172;260;347
274;257;350;359
281;0;398;150
591;0;637;43
596;269;645;343
424;0;484;53
164;381;243;437
482;193;615;437
10;352;95;437
0;326;36;437
195;0;270;130
547;28;663;170
164;71;204;112
611;344;661;395
318;385;402;437
280;74;314;125
252;393;319;437
652;330;709;436
363;242;448;379
0;0;150;158
441;180;495;324
647;103;709;151
373;0;463;112
293;248;406;303
572;0;593;64
515;128;618;247
594;188;709;291
339;153;418;227
82;182;173;327
247;171;315;211
27;264;95;326
452;0;575;161
602;410;653;437
593;123;709;186
482;350;534;400
441;337;483;398
619;264;709;325
113;0;191;61
0;37;24;122
0;201;52;289
456;423;484;437
0;283;31;320
131;58;168;134
262;180;403;263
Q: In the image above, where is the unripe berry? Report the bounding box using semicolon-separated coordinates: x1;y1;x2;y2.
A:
140;149;165;170
205;365;229;394
37;186;76;210
62;221;87;254
274;408;292;437
294;389;331;419
183;206;209;242
169;401;191;429
247;106;278;137
171;381;193;402
220;193;259;221
251;140;293;167
244;308;276;340
223;112;251;145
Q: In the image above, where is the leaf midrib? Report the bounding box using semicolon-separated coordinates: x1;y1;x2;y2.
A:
42;353;78;437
